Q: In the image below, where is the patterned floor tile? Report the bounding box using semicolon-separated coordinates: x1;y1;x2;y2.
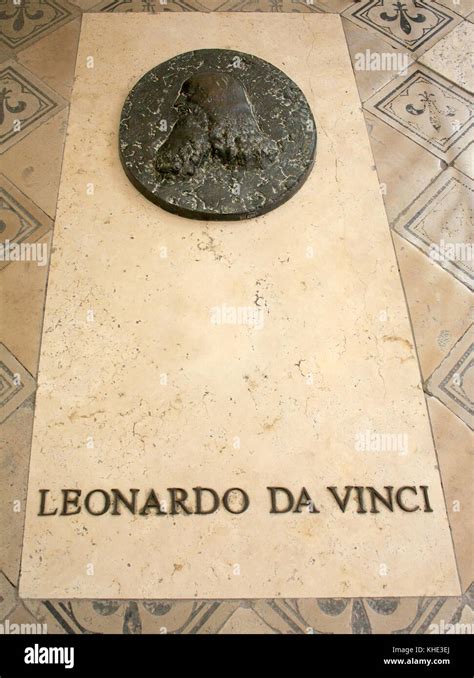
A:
252;595;474;633
3;601;48;633
342;16;414;103
343;0;462;58
453;142;473;179
392;167;473;290
0;571;17;620
17;17;82;100
428;396;474;592
434;0;474;18
0;60;67;154
0;344;36;424
426;325;474;428
0;44;12;64
0;398;34;584
218;606;275;633
207;0;347;10
0;174;53;272
93;0;211;11
1;230;52;376
364;65;473;162
392;232;474;380
70;0;102;8
21;599;240;633
0;0;79;53
420;21;474;94
22;600;70;633
1;107;69;218
363;111;442;224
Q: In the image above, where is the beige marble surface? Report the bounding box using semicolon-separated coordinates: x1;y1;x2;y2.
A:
20;13;460;600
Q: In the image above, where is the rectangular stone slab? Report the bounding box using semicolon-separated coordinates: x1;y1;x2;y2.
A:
20;13;460;599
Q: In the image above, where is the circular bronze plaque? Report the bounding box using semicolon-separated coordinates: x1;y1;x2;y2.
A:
119;49;316;221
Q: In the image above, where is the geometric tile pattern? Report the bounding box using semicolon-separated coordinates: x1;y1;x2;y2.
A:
13;585;474;633
208;0;322;11
343;0;461;56
93;0;327;11
426;326;474;429
392;168;473;290
0;60;66;153
0;571;17;619
93;0;212;12
0;174;53;271
0;0;77;52
364;66;474;162
0;343;36;424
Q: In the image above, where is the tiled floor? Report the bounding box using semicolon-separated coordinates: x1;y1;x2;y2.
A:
0;0;472;633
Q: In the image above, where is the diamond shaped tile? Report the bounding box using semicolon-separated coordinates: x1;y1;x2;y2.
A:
0;60;66;154
393;168;473;290
343;0;461;57
0;343;36;424
426;326;474;429
0;174;53;271
0;0;78;53
364;65;473;162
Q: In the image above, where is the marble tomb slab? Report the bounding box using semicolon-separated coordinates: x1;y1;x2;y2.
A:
20;13;460;599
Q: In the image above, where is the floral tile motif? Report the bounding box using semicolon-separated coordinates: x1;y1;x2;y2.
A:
0;60;66;154
364;65;473;162
0;0;78;52
0;344;36;424
0;174;53;272
426;326;474;429
343;0;461;57
263;594;470;633
22;599;240;633
20;590;474;633
392;168;473;289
